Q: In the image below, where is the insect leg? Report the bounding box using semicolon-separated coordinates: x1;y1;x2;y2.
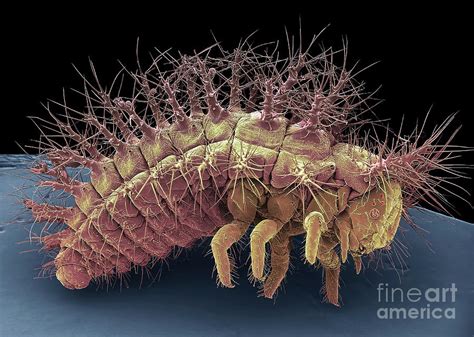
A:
211;180;260;287
303;211;328;264
262;227;291;298
347;227;363;274
211;221;251;287
335;211;351;263
318;237;341;306
324;266;341;306
352;255;363;274
250;192;298;280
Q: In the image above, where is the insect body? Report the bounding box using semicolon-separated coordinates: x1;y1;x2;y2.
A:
23;36;465;305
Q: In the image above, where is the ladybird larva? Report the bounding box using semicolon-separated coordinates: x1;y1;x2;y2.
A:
22;32;469;306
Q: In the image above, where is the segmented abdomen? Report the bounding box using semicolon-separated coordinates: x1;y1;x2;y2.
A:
31;113;240;288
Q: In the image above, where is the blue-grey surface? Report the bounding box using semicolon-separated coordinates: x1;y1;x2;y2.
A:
0;155;472;337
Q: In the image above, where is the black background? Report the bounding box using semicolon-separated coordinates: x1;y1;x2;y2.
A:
3;3;473;221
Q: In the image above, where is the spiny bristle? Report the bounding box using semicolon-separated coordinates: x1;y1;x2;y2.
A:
369;112;472;216
25;32;471;232
26;33;374;160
